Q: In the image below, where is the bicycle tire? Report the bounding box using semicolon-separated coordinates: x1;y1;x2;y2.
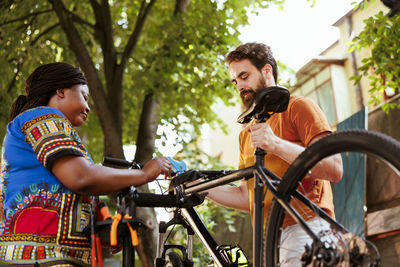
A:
167;251;185;267
264;129;400;267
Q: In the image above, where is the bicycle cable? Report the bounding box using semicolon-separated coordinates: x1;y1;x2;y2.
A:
154;178;175;214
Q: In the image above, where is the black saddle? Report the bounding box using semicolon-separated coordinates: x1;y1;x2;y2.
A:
237;86;290;124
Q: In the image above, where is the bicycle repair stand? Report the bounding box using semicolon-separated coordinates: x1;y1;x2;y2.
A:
94;186;145;267
253;147;266;267
155;209;194;267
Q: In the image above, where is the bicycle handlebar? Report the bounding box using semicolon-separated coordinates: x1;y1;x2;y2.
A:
103;157;142;168
134;192;205;208
103;156;236;179
102;156;258;209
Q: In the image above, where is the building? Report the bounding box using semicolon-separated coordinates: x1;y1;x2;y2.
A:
292;1;400;265
291;0;397;128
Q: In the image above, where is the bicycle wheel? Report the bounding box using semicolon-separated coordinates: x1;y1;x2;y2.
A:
166;251;185;267
264;130;400;267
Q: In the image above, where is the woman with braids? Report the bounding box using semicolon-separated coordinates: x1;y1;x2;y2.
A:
0;63;172;266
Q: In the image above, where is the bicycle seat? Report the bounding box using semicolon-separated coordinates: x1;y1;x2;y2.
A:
237;86;290;124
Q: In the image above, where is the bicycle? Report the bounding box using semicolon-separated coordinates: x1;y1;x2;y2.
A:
94;86;400;266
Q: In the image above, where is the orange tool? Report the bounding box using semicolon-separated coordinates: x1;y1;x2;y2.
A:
98;201;112;221
110;213;139;247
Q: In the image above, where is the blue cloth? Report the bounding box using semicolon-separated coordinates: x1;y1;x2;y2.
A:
0;106;93;266
167;157;186;175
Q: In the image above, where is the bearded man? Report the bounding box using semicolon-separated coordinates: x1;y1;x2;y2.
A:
207;43;343;266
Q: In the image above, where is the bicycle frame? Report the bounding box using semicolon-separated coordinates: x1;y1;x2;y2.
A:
180;150;268;266
102;85;376;266
102;146;347;267
180;147;347;266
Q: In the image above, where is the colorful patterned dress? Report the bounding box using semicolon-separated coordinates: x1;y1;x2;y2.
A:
0;107;93;266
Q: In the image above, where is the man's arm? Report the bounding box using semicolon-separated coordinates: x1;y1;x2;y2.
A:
206;179;250;212
273;131;342;182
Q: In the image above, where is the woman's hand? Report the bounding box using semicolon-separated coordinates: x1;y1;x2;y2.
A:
141;157;172;182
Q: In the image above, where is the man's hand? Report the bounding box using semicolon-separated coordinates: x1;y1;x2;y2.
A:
248;125;343;183
248;123;280;153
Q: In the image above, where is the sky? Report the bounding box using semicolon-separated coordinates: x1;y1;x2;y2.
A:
239;0;357;71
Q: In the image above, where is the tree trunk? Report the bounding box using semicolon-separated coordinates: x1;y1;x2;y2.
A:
131;1;192;263
50;1;187;265
49;1;156;265
134;93;160;266
135;93;159;164
48;0;125;159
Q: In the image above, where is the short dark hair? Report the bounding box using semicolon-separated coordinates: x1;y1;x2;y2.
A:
225;42;278;83
9;62;87;121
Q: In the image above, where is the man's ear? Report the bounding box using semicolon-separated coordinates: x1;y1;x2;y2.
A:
261;64;275;86
55;88;66;98
261;64;272;77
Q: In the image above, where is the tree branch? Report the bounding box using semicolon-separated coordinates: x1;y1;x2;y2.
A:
174;0;191;15
68;11;95;30
46;38;63;47
0;9;52;26
89;0;117;86
89;0;101;11
48;0;124;157
14;10;38;32
120;0;157;69
7;61;23;94
30;23;60;46
130;56;146;67
87;0;123;132
101;0;117;81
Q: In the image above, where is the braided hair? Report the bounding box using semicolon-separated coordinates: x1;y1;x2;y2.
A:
9;62;87;121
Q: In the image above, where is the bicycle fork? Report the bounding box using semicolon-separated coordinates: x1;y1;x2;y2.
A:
155;209;195;267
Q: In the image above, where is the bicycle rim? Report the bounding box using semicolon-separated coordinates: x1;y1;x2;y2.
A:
264;130;400;267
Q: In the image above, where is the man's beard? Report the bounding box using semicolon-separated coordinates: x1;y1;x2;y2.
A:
241;76;266;109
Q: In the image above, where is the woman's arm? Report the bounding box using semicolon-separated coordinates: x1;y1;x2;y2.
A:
51;155;171;195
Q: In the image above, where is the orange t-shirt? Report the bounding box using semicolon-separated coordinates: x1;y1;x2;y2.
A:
238;95;335;227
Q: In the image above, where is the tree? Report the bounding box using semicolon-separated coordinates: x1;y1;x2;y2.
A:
0;0;282;265
349;1;400;113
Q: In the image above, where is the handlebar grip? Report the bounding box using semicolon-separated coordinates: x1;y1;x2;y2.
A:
103;157;179;177
103;157;141;168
